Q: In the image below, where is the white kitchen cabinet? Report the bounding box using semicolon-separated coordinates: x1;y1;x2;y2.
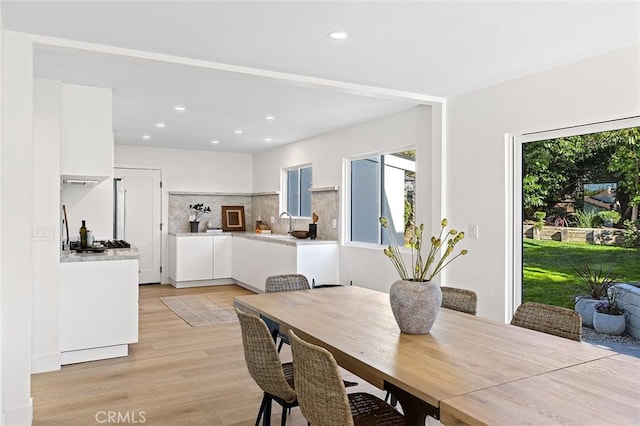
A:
268;243;297;277
245;239;270;292
169;234;234;287
59;259;138;365
232;235;338;292
232;235;248;285
213;235;233;279
60;83;113;181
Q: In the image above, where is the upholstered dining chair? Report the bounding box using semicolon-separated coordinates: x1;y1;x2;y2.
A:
289;330;405;426
265;274;311;352
236;309;298;426
441;287;478;315
511;301;582;341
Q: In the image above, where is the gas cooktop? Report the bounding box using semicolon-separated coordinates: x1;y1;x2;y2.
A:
70;239;131;250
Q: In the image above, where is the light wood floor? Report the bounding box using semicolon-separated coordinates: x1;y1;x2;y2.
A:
31;284;385;425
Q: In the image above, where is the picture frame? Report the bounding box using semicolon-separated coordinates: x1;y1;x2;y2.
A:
221;206;246;232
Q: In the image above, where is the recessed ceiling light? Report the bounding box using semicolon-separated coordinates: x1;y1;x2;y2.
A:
265;137;272;142
211;140;219;144
327;31;348;40
156;122;166;128
265;115;275;121
174;105;186;112
234;129;243;134
142;135;151;140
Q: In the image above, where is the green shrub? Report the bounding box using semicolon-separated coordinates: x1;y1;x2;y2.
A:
623;219;640;247
598;210;621;224
574;209;601;228
533;211;546;230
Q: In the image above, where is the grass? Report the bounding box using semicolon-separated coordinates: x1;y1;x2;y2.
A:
523;239;640;309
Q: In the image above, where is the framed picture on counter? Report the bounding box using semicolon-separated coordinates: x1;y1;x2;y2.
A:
222;206;245;231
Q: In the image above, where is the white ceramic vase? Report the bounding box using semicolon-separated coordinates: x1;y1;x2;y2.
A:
389;279;442;334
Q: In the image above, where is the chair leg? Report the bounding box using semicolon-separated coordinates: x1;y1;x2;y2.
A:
281;405;287;426
263;395;272;426
255;394;268;426
277;338;285;353
383;391;397;407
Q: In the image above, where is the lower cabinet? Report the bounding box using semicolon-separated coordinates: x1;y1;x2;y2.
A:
170;233;338;291
59;259;139;364
169;234;233;287
232;236;338;292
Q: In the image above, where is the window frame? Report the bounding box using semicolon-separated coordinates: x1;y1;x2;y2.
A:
343;146;416;249
281;163;313;219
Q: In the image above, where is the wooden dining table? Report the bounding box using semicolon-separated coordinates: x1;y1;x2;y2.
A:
233;285;639;425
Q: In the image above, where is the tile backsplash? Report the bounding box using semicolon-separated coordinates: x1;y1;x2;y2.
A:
169;189;339;240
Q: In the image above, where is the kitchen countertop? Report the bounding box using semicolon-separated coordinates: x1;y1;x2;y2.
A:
60;248;139;263
169;231;337;246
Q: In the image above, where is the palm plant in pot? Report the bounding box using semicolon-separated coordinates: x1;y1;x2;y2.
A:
574;265;616;328
380;217;468;334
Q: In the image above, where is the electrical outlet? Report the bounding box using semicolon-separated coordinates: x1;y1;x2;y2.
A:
332;218;337;229
469;224;479;239
270;216;275;224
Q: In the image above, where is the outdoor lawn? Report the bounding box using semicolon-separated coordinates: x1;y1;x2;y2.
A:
523;239;640;309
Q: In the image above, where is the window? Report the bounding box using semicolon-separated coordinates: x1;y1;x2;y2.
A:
284;165;312;217
349;150;415;245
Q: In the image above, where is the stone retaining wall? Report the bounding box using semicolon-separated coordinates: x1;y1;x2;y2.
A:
614;284;640;339
523;224;625;245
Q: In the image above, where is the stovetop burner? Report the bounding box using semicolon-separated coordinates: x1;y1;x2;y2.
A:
70;239;131;250
102;240;131;249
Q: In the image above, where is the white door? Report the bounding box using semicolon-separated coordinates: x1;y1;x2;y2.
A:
114;168;162;284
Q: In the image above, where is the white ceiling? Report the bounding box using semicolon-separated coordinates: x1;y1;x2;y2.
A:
2;1;639;153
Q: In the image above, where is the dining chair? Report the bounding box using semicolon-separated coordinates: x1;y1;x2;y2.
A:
511;301;582;341
441;286;477;315
236;309;298;426
289;330;405;426
265;274;310;352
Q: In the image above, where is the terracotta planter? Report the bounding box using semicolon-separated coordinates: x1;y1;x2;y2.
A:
389;280;442;334
593;312;626;336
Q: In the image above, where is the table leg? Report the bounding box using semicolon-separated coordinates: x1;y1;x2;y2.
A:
384;381;438;425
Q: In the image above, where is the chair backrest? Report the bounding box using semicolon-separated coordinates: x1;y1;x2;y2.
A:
289;330;353;426
511;302;582;341
441;287;477;315
235;309;297;403
265;274;310;293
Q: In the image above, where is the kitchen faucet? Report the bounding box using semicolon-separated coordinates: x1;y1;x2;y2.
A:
279;211;293;234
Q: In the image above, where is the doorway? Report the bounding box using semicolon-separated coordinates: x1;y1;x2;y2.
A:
114;168;162;284
511;117;640;316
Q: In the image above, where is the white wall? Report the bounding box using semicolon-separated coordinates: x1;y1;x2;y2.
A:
1;31;34;425
0;9;4;423
446;44;640;322
31;78;61;374
62;180;113;241
253;106;436;292
114;145;253;283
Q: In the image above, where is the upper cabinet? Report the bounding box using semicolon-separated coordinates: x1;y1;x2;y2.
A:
60;83;114;181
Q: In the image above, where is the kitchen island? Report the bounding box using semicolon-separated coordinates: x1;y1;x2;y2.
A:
60;248;139;364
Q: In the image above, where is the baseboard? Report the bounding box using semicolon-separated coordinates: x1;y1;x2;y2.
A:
31;352;61;373
3;397;33;426
168;277;236;288
61;345;128;365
